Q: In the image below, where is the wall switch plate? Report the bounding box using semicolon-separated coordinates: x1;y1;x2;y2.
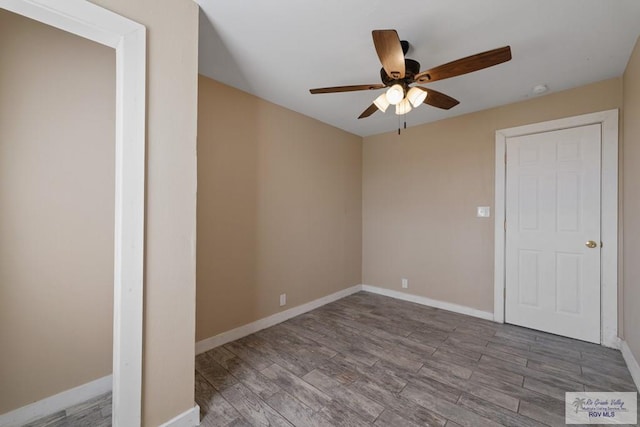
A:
401;278;408;289
279;294;286;306
477;206;491;218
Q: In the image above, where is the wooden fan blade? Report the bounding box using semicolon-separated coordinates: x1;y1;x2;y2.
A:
358;103;378;119
310;84;385;94
372;30;405;79
420;87;460;110
414;46;511;83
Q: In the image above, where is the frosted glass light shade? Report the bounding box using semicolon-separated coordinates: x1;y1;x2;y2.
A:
395;98;412;115
407;87;427;108
385;84;404;105
373;93;390;112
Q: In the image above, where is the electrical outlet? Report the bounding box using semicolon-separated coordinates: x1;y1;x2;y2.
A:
401;278;408;289
279;293;286;306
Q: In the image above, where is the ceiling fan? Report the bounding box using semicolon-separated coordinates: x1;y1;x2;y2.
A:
309;29;512;120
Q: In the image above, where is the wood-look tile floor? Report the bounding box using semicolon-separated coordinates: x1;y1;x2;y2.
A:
196;291;639;427
23;392;111;427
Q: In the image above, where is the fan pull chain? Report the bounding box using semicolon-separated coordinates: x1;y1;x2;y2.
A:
396;114;408;136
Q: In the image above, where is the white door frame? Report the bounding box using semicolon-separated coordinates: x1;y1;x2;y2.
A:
0;1;146;425
494;109;619;348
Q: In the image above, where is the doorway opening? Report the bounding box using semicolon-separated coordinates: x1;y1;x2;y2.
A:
0;1;145;425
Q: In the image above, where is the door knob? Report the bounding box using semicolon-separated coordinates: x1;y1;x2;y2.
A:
585;240;598;248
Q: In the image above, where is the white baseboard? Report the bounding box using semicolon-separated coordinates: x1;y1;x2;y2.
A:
621;340;640;390
195;284;496;355
158;404;200;427
0;375;112;427
195;285;363;355
361;284;495;321
603;335;622;350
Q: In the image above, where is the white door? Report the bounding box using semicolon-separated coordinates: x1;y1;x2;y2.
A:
505;124;601;343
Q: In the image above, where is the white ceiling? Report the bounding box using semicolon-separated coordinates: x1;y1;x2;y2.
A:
197;0;640;137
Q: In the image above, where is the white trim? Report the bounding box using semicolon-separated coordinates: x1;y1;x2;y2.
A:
494;138;507;324
0;376;112;427
158;404;200;427
599;111;619;348
494;109;619;348
621;341;640;391
196;285;362;355
361;285;495;321
0;1;146;425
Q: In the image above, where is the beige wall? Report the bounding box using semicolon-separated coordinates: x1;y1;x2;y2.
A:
623;37;640;363
90;1;199;426
363;78;623;313
0;10;115;414
196;76;362;340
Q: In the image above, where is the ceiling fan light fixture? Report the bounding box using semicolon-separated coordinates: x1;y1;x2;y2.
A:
395;98;412;115
386;84;404;105
373;93;390;112
407;87;427;108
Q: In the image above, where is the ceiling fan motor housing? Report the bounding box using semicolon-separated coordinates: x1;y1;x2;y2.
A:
381;58;421;86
